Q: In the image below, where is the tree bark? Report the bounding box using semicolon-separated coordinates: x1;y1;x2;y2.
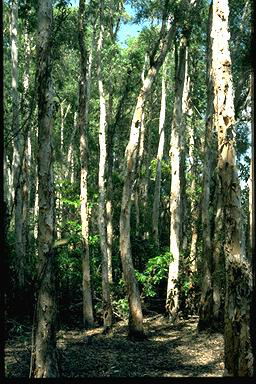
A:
78;0;94;329
210;0;253;376
10;0;24;288
120;14;175;339
188;114;198;274
97;0;112;331
198;3;215;330
30;0;59;377
152;58;167;248
166;35;188;320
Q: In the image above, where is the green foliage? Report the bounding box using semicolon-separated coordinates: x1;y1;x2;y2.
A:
112;298;129;318
150;158;170;181
135;250;172;298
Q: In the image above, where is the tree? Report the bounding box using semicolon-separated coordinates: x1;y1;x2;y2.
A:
10;0;25;288
97;0;112;331
120;3;176;339
209;0;253;376
166;33;188;320
78;0;94;328
152;58;167;248
30;0;59;377
197;2;215;330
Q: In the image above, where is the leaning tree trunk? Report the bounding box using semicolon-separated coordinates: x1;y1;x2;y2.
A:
30;0;59;377
134;54;147;238
78;0;94;328
152;58;167;247
120;14;175;339
166;35;188;320
210;0;253;376
10;0;24;288
97;0;112;331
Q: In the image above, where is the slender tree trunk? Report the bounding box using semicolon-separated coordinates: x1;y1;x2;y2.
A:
188;115;198;273
97;0;112;331
198;4;215;330
152;58;167;247
134;54;147;237
30;0;59;377
10;0;25;288
249;74;256;375
166;36;188;320
78;0;94;328
57;101;70;239
120;15;175;339
210;0;253;376
21;16;31;253
106;0;124;285
66;112;78;182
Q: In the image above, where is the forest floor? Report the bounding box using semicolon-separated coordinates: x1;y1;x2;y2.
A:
5;314;224;377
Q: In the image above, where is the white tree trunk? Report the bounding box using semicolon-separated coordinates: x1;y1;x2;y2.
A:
120;16;175;338
166;37;188;320
97;0;112;330
152;58;167;247
210;0;253;376
78;0;94;328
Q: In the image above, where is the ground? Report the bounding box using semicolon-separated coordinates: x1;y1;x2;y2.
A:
5;314;224;377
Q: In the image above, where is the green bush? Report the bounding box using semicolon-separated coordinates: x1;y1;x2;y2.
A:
135;250;172;298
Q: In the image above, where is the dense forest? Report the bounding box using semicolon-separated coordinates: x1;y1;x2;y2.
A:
3;0;255;378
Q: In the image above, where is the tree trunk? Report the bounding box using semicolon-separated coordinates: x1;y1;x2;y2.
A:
152;58;167;248
78;0;94;328
30;0;59;377
134;54;147;238
210;0;253;376
166;36;188;320
10;0;24;288
57;101;70;239
188;114;198;274
198;3;215;330
21;15;31;255
120;14;175;339
106;0;124;285
97;0;112;331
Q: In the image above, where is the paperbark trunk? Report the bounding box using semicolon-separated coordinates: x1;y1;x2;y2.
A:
166;36;188;320
10;0;24;288
152;59;167;247
78;0;94;328
97;0;112;330
120;15;175;339
198;3;215;330
210;0;253;376
30;0;59;377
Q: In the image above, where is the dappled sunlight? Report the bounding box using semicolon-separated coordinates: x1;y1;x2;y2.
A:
5;315;224;377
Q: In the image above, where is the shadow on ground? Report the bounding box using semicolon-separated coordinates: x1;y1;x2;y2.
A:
5;314;224;377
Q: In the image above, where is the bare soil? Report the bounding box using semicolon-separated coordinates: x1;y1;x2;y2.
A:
5;314;224;377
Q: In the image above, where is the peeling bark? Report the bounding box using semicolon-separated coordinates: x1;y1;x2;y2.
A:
30;0;59;377
198;3;215;330
152;58;167;247
78;0;94;328
120;13;176;339
166;36;188;320
10;0;24;288
97;0;112;331
210;0;253;376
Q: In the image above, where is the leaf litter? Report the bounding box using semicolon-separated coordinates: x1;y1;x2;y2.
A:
5;314;224;377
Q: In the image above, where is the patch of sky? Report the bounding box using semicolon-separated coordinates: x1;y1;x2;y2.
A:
70;1;152;47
